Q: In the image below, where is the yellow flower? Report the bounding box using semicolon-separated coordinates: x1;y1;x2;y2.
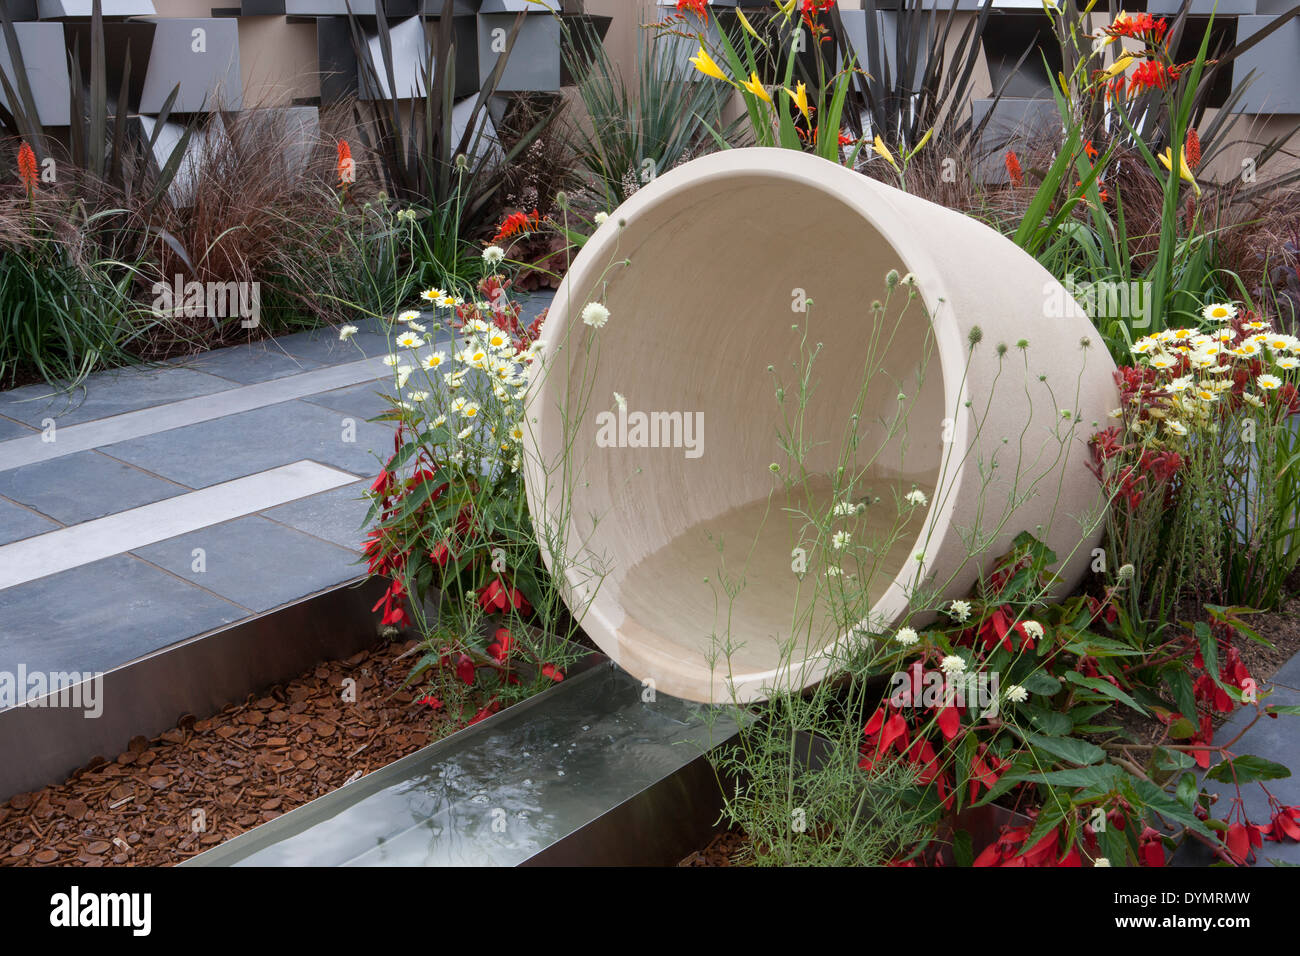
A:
776;0;797;20
689;46;730;84
741;71;772;103
736;8;762;41
1158;147;1201;196
874;135;900;172
784;81;812;124
1101;54;1136;79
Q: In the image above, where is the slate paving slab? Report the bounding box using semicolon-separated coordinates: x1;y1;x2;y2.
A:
0;554;245;684
0;365;235;428
0;497;59;547
0;416;33;443
0;450;186;525
175;341;326;384
261;480;372;553
1173;653;1300;866
99;399;389;488
132;516;362;613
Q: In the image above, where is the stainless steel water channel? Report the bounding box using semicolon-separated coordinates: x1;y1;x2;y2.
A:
186;661;738;867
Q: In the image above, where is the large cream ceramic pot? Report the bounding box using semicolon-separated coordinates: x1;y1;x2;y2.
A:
522;148;1117;704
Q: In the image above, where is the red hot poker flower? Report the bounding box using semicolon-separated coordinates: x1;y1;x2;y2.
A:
336;139;354;186
1184;128;1202;170
1004;151;1023;187
17;142;38;195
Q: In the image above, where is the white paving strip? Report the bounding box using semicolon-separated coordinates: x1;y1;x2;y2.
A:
0;461;359;590
0;353;398;473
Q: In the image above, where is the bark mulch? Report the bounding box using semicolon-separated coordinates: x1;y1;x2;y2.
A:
0;637;452;867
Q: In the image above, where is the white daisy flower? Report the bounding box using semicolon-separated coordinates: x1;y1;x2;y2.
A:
397;310;421;324
395;332;421;349
382;354;401;367
420;288;446;303
1202;303;1237;322
338;324;359;341
395;365;413;388
1276;357;1300;371
1242;393;1264;408
832;501;859;517
406;390;429;402
1258;374;1283;391
831;530;851;550
457;426;473;440
423;351;445;370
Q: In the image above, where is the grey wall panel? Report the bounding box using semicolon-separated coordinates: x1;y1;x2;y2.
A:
240;1;381;13
37;0;156;15
970;96;1059;184
139;18;242;112
317;14;358;105
477;12;561;91
358;14;426;99
1148;0;1253;13
0;22;70;127
1234;15;1300;115
5;1;39;19
137;113;232;206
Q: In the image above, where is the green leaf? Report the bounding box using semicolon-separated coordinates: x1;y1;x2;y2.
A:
1023;706;1072;737
1010;764;1122;789
1020;671;1062;696
1064;671;1148;715
951;829;973;868
1266;705;1300;717
1020;731;1105;766
1206;755;1292;785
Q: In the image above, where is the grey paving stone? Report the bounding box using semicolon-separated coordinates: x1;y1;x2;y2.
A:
302;381;400;421
100;400;391;488
132;516;362;612
1173;679;1300;867
261;480;372;553
0;554;245;681
0;496;59;547
0;416;34;442
0;450;186;524
172;341;326;384
0;364;236;427
272;317;404;366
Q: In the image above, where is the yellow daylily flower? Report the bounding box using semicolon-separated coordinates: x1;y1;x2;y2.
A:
741;71;772;104
1101;54;1136;79
1158;147;1201;196
689;46;729;84
736;8;762;41
874;135;900;172
776;0;798;21
784;81;812;124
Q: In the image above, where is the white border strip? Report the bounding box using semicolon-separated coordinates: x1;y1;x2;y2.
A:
0;461;359;590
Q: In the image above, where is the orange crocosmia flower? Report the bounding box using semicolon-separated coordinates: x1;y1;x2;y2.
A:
1105;12;1168;42
1084;139;1099;161
1128;60;1175;95
17;141;38;194
492;209;540;243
